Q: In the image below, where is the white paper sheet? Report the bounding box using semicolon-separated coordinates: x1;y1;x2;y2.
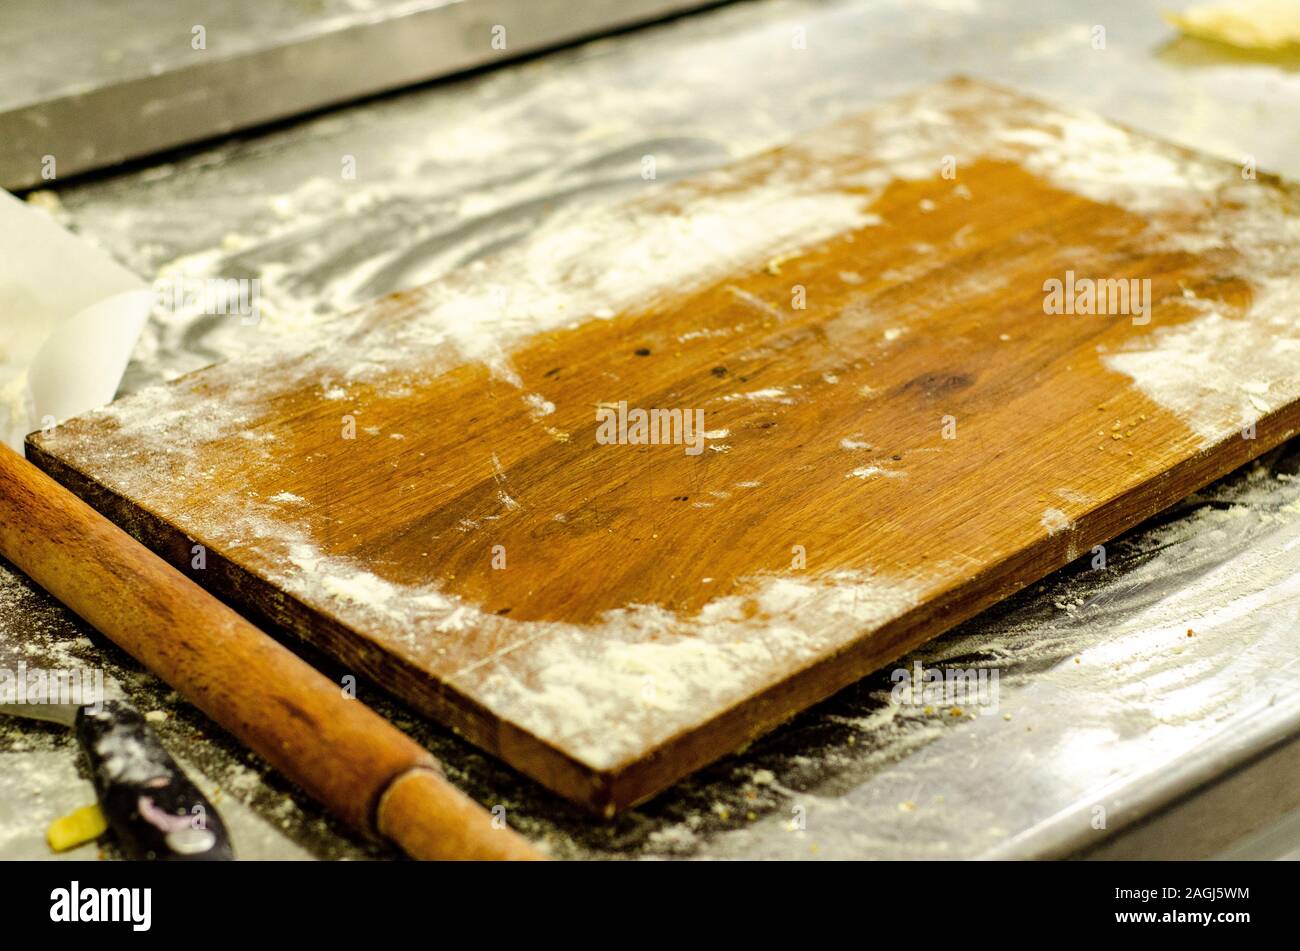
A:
0;190;150;452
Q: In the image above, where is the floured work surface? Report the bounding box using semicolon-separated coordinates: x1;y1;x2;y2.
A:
28;79;1300;814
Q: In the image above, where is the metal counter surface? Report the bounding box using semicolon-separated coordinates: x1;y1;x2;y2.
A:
2;0;1299;860
0;0;721;190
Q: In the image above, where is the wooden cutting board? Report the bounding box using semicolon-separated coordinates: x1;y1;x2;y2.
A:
28;78;1300;815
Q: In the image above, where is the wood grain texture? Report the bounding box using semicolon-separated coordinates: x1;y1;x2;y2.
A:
28;79;1300;814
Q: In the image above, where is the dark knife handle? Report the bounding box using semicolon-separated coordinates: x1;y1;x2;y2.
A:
75;700;234;861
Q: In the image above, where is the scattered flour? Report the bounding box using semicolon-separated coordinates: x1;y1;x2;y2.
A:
1040;507;1072;536
848;464;906;480
723;388;795;404
30;79;1300;778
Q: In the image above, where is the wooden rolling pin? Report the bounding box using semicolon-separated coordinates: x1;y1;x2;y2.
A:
0;442;543;861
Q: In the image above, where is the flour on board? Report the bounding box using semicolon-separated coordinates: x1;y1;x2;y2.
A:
1040;507;1072;536
71;80;1300;462
200;504;926;769
32;79;1300;774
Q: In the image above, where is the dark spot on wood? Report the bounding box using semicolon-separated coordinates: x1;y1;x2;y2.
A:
544;367;561;378
711;366;728;377
673;495;689;501
496;607;512;615
274;696;318;730
902;371;973;399
634;347;651;356
891;454;902;461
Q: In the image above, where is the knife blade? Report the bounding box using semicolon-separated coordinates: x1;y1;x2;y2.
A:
0;692;233;860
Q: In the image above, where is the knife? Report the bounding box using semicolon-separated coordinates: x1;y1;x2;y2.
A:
0;694;233;860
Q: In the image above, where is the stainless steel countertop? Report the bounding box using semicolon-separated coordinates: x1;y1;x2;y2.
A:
0;0;720;190
3;0;1300;860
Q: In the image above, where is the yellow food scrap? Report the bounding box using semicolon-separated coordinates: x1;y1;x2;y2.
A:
25;190;63;214
47;803;107;852
1165;1;1300;50
764;252;799;275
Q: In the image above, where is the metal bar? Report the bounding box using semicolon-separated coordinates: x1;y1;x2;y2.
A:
0;0;722;191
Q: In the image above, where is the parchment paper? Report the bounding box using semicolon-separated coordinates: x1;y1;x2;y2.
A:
0;189;150;452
